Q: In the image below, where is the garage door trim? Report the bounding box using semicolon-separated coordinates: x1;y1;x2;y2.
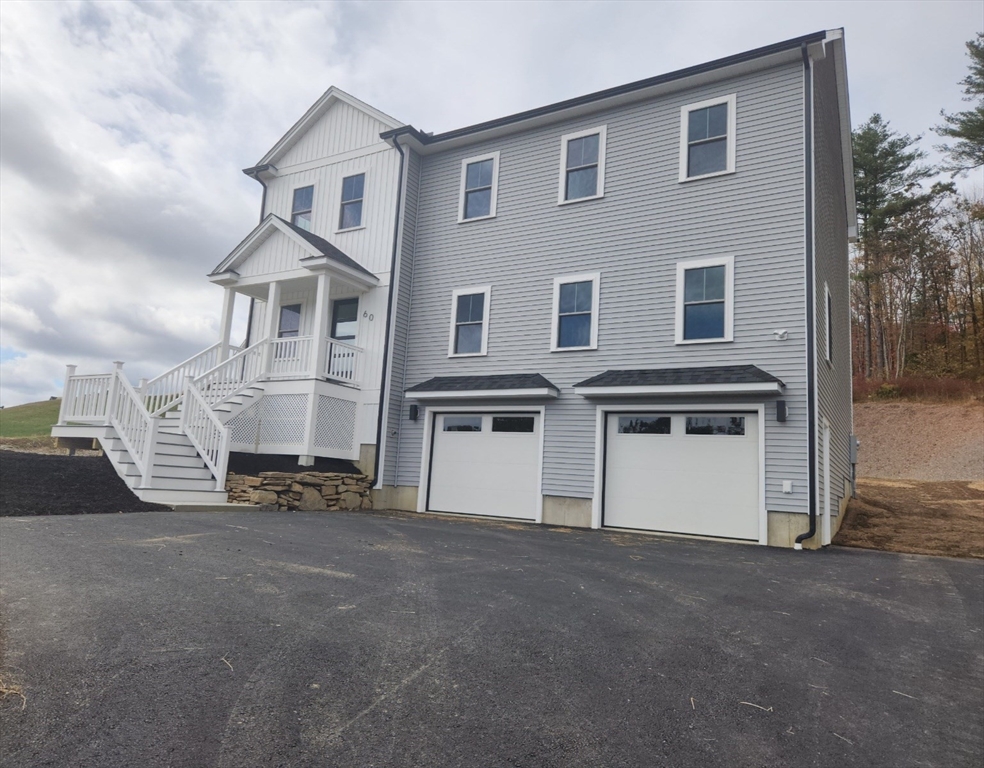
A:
416;404;546;522
590;402;767;545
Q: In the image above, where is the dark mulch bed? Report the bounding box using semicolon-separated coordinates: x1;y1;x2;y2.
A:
226;451;361;476
0;450;168;516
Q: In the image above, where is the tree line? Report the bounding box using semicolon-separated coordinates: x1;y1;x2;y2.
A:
850;34;983;383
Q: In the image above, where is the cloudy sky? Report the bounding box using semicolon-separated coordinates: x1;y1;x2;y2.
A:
1;0;981;407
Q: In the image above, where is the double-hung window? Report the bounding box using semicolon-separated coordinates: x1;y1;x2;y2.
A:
458;152;499;222
675;256;734;344
331;298;359;342
338;173;365;230
558;126;606;203
291;186;313;230
277;304;302;338
448;286;491;357
551;273;600;351
679;94;736;181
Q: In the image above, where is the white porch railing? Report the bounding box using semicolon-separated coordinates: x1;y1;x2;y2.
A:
181;378;229;490
268;336;315;380
142;342;238;416
59;371;114;423
324;339;361;385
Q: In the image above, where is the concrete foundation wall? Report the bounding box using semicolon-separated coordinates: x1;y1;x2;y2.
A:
372;485;418;512
542;496;592;528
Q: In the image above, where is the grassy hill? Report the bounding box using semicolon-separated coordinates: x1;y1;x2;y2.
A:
0;399;61;439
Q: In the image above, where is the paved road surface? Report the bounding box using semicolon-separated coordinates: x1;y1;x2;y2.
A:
1;510;982;767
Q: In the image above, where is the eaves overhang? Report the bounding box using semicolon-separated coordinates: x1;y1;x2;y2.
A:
406;374;560;400
382;30;828;155
408;388;559;401
573;382;785;398
573;365;785;398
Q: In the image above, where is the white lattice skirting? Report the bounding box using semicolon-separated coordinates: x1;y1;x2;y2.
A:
228;394;309;448
314;396;356;451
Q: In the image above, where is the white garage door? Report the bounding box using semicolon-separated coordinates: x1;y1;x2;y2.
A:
604;412;759;540
428;413;540;520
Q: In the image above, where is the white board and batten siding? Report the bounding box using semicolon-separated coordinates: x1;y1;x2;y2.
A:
386;59;812;517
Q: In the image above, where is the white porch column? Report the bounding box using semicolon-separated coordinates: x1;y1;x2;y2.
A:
311;272;332;379
218;287;236;361
261;280;281;375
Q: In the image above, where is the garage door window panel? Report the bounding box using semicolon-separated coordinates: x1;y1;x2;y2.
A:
492;416;535;433
686;416;745;435
443;416;483;432
617;416;671;434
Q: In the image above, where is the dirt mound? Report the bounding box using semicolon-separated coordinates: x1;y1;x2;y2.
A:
0;450;167;516
834;478;983;559
853;402;984;481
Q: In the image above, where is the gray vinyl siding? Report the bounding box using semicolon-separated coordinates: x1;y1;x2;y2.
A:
390;60;810;513
382;148;421;486
813;53;854;515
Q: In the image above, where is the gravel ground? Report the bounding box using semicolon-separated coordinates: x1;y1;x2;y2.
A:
0;450;167;515
854;402;984;481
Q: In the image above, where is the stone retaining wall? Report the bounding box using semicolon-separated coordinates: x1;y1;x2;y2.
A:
226;471;373;511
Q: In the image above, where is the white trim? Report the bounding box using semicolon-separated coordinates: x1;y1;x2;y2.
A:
589;402;767;545
822;416;831;545
447;285;492;357
337;168;369;232
573;381;782;397
678;93;737;182
290;183;316;231
674;255;734;344
457;151;500;223
550;272;600;352
408;388;558;401
824;281;833;364
557;125;607;205
416;405;546;524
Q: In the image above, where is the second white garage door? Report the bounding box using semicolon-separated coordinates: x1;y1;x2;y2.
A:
604;412;760;540
428;413;540;520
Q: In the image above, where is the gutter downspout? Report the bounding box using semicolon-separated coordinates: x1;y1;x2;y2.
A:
796;42;818;550
371;137;406;487
242;168;270;348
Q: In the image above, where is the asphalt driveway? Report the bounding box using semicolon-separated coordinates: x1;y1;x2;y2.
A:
1;510;981;768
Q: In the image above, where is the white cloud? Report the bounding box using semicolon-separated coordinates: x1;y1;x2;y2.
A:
0;0;981;406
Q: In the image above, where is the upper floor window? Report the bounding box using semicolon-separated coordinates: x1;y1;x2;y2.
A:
458;152;499;222
331;298;359;342
558;126;607;204
675;256;734;344
278;304;302;338
679;94;736;181
448;286;491;357
338;173;365;230
551;273;600;351
291;186;313;230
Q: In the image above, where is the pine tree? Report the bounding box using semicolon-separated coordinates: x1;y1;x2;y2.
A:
936;33;984;173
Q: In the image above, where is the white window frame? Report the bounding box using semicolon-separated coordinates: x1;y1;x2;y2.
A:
678;94;737;182
674;256;734;345
290;185;315;230
557;126;607;205
336;169;368;233
550;272;600;352
457;151;500;223
825;282;833;364
447;285;492;358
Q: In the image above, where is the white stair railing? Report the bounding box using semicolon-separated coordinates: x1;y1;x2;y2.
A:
181;376;229;490
108;366;160;488
142;342;237;416
194;340;268;407
324;339;362;385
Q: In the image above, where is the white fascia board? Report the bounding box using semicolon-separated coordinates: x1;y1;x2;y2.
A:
212;216;324;276
573;382;784;397
407;388;559;401
208;270;240;286
299;256;379;288
824;30;858;242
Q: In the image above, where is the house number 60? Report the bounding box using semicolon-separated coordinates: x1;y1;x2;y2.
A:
363;311;374;321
